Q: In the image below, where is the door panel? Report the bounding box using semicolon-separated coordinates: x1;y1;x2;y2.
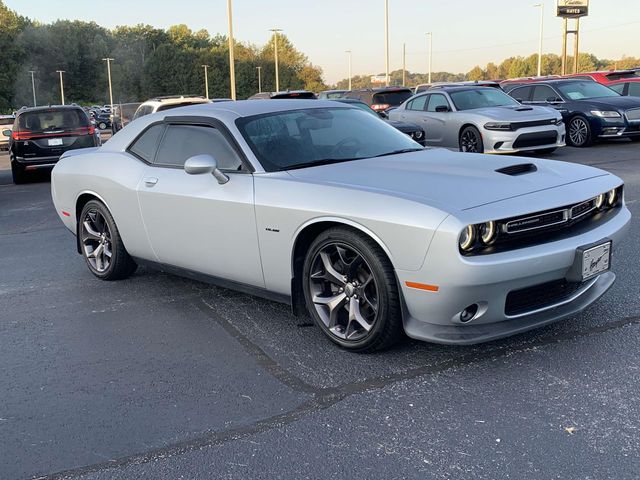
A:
137;169;265;287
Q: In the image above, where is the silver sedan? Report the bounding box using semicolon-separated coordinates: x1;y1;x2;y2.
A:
51;100;629;351
389;86;566;154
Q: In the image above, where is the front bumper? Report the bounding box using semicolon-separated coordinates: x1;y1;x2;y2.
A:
482;124;566;154
396;206;631;344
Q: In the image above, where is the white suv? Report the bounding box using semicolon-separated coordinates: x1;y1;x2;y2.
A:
132;95;211;121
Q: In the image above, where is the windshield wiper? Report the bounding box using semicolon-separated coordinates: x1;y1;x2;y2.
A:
283;157;366;170
372;148;424;158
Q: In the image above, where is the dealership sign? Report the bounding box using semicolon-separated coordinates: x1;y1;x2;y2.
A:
557;0;589;18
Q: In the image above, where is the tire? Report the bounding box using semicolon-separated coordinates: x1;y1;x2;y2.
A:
98;122;107;130
11;161;26;184
302;227;403;352
629;136;640;143
459;126;484;153
537;147;557;154
79;200;137;281
567;116;593;147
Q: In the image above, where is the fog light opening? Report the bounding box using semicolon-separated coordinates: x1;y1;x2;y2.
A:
460;304;479;323
493;141;504;150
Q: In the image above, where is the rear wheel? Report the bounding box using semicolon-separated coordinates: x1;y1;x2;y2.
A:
302;227;403;352
567;116;593;147
11;161;26;184
98;122;107;130
79;200;137;280
459;126;484;153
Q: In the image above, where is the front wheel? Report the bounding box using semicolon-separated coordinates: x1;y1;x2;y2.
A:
567;116;593;147
79;200;137;280
302;227;403;352
459;126;484;153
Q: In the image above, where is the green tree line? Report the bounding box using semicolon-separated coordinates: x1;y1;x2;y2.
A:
0;0;326;112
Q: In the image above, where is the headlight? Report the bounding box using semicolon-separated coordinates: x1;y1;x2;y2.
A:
413;130;424;140
590;110;621;118
595;193;606;209
459;225;476;252
607;188;618;207
479;221;497;245
554;118;564;126
484;122;512;131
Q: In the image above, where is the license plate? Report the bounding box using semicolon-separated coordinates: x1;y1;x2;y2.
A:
48;138;63;146
581;241;611;281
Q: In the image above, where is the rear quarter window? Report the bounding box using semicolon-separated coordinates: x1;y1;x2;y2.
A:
128;124;165;162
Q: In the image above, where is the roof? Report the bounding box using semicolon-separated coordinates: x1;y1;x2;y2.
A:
320;89;348;93
14;105;85;115
350;87;413;93
163;99;351;118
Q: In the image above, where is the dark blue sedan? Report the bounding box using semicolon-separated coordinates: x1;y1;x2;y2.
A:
506;79;640;147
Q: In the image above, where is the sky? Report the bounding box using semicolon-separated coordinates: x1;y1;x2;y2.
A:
5;0;640;84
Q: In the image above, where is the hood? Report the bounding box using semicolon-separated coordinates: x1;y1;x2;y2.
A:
286;149;608;211
474;104;560;121
574;95;640;111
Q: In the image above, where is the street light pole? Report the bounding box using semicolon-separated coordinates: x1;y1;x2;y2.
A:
534;3;544;76
56;70;65;105
426;32;432;84
384;0;389;86
28;70;36;106
256;66;262;93
227;0;236;100
270;28;282;92
345;50;352;90
202;65;210;99
102;58;114;111
402;43;406;86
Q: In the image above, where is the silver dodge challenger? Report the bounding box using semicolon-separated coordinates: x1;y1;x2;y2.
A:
51;100;630;351
389;86;567;154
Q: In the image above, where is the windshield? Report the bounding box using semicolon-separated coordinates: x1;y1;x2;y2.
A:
556;81;620;100
236;107;421;171
17;109;88;133
372;90;413;106
450;88;520;110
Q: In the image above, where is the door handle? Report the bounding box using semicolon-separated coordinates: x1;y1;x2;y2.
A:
144;177;158;187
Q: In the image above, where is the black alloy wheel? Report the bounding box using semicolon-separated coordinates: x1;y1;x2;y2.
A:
459;126;484;153
302;227;403;352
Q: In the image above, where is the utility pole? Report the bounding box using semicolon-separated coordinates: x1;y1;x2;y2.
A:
102;58;114;111
534;4;544;76
384;0;389;86
573;17;580;74
202;65;210;99
561;17;568;75
345;50;352;90
56;70;65;105
28;71;37;106
426;32;433;84
227;0;236;100
256;66;262;93
402;43;406;86
270;28;282;92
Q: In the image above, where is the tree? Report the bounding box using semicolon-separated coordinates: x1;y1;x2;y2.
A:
467;66;485;81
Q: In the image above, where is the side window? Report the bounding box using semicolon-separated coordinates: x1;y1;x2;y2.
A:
426;94;450;112
154;124;242;170
628;83;640;96
609;83;625;94
407;95;427;111
510;86;532;102
532;85;559;102
128;124;165;162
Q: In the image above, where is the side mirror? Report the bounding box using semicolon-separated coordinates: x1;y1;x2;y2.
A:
184;154;229;184
378;111;389;119
515;98;524;103
435;105;450;113
546;97;561;103
2;129;11;137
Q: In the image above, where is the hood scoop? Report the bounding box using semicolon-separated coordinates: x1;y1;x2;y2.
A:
496;163;538;176
514;106;534;111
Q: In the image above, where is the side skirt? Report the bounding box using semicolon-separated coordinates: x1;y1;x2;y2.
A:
132;257;292;307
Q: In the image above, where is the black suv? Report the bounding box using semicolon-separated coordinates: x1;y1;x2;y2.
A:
3;106;99;184
342;87;413;112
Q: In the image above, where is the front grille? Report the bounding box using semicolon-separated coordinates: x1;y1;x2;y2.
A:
513;130;558;148
625;108;640;121
510;119;558;130
505;279;586;316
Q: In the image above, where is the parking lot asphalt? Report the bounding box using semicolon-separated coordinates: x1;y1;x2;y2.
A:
1;141;639;479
